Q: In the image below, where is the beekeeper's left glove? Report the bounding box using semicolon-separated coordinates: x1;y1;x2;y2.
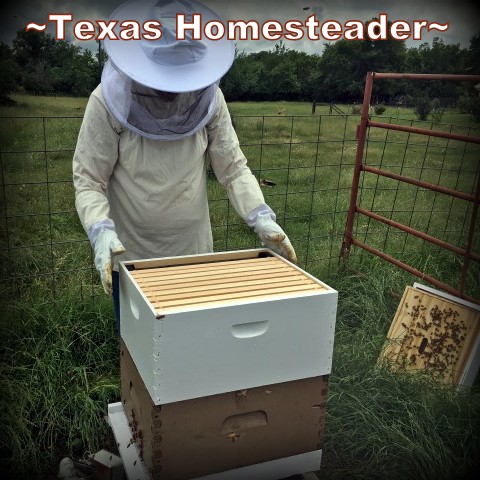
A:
88;219;126;295
247;205;297;264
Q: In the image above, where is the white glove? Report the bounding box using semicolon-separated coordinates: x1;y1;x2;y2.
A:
88;220;126;295
248;205;297;264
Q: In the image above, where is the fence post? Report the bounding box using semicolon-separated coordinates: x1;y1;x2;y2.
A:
342;72;374;261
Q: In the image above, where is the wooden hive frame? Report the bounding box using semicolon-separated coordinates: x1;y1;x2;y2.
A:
379;284;480;385
128;253;326;314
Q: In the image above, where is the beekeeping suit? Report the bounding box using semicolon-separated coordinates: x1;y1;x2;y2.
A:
73;0;296;297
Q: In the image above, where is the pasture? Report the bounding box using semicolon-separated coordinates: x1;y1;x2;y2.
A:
0;94;479;479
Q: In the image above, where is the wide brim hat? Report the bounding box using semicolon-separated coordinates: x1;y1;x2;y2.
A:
103;0;235;93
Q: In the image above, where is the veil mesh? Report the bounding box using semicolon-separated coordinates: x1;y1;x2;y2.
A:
101;60;218;141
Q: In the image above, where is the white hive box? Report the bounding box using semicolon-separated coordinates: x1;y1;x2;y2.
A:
119;249;338;405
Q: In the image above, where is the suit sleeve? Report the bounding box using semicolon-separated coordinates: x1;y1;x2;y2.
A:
73;86;123;234
206;88;265;220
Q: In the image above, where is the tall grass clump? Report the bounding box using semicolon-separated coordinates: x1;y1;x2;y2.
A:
0;295;120;479
321;264;480;480
414;97;433;121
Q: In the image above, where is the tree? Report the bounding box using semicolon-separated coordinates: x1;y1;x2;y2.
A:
465;34;480;75
49;43;97;96
12;29;56;68
265;59;301;100
221;50;264;100
222;43;309;101
12;30;62;95
23;61;53;95
317;18;408;104
11;29;100;96
4;22;479;103
0;43;21;104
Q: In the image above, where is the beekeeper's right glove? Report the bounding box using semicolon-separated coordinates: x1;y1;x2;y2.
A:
246;204;297;264
88;219;126;295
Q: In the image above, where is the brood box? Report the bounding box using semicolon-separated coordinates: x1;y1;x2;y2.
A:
119;249;337;404
120;339;328;480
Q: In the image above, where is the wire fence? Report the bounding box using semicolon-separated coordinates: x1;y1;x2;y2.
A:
1;111;479;312
341;73;480;304
355;120;480;301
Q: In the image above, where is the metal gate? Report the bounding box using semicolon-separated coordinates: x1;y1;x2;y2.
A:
342;72;480;304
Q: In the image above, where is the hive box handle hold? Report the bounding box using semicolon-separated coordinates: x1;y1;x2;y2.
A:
221;410;268;433
231;321;268;339
129;298;140;322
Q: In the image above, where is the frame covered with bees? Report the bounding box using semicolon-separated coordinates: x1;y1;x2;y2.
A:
379;284;480;385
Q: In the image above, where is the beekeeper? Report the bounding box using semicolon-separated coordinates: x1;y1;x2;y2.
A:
73;0;296;328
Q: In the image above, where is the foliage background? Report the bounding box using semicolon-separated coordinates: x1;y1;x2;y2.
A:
1;22;480;103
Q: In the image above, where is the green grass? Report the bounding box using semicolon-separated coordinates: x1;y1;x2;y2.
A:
1;262;479;479
0;95;479;478
322;265;480;480
0;296;119;478
1;94;88;117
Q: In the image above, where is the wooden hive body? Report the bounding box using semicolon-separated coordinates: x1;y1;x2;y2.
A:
120;340;328;480
119;249;338;405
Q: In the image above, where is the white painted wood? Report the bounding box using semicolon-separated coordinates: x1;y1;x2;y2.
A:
119;250;337;405
413;282;480;312
107;402;149;480
458;332;480;387
195;450;322;480
108;402;321;480
301;473;319;480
